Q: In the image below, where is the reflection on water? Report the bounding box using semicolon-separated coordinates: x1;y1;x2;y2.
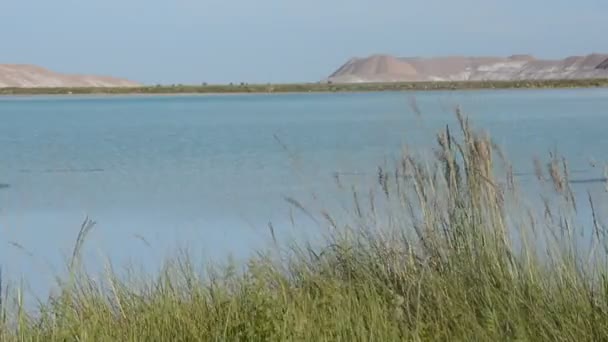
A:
569;177;608;184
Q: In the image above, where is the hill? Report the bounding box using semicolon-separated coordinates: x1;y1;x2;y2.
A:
0;64;139;88
327;54;608;83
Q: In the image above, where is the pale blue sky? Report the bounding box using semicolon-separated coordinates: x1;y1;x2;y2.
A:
1;0;607;84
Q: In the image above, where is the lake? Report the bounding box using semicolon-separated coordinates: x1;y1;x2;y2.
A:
1;89;608;299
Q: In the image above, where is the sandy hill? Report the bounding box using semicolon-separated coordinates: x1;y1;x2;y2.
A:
327;54;608;83
0;64;139;88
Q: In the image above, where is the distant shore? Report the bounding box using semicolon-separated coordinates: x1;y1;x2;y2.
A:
1;79;608;96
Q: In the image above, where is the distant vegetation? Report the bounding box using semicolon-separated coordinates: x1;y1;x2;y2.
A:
1;78;608;95
1;110;608;340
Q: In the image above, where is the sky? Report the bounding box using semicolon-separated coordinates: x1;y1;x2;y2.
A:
1;0;608;84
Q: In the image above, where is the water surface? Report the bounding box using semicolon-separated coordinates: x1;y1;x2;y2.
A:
1;89;607;297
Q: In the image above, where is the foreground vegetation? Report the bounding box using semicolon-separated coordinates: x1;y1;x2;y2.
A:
2;78;608;95
2;110;608;341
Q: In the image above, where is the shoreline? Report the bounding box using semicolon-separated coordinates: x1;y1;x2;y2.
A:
2;79;608;96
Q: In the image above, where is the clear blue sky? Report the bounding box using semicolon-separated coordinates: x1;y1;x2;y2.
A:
2;0;607;84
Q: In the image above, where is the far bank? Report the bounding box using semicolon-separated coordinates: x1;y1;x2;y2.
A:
2;79;608;96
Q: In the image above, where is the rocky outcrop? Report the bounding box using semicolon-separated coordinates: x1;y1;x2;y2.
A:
327;54;608;83
0;64;139;88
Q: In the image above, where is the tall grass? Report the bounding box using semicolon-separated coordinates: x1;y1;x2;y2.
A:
1;109;608;341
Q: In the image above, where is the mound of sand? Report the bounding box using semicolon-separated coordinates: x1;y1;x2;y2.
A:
329;55;421;82
0;64;139;88
327;53;608;83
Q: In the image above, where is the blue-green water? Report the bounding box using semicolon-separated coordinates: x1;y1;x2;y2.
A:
1;89;608;297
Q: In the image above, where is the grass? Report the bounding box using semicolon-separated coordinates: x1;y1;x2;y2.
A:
1;78;608;95
1;109;608;341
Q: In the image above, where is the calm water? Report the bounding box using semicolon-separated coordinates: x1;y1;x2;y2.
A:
1;89;608;297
